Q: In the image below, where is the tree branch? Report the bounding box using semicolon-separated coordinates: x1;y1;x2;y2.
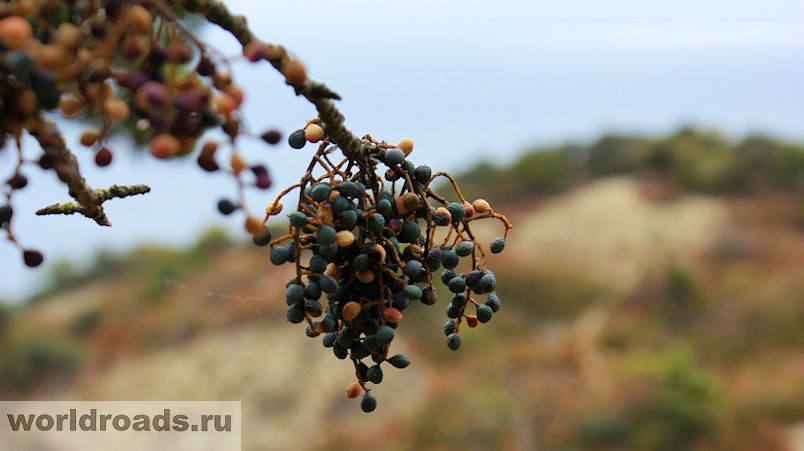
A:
177;0;385;164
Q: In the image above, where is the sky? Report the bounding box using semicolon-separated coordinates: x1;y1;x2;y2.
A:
1;0;803;301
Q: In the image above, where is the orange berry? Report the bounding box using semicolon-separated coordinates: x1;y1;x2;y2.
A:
79;130;101;147
282;59;307;86
55;23;82;49
325;262;342;279
356;269;375;284
33;44;68;70
463;201;475;218
397;138;414;156
0;16;32;50
466;315;478;328
244;216;264;236
149;134;180;159
265;200;283;216
304;124;325;143
346;382;361;399
243;40;268;62
383;307;403;323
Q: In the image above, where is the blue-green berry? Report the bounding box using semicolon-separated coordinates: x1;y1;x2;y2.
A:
403;284;422;300
361;392;377;412
444;320;456;336
441;268;457;285
403;260;423;279
336;181;366;199
447;202;465;223
446;333;461;350
353;253;370;271
368;213;385;233
376;325;395;344
332;196;349;214
286;303;305;323
377;199;392;217
367;365;384;384
388;354;410;368
448;276;466;293
333;345;348;359
285;284;305;305
476;304;493;323
477;273;496;293
414;165;432;185
322;331;338;347
308;254;327;274
339;209;359;229
288;129;306;148
252;228;272;246
310;183;331;202
385;148;405;165
398;220;421;243
319;274;339;294
317;225;336;246
455;241;474;257
490;237;505;253
288;211;307;228
446;304;461;318
440;251;459;269
466;270;484;291
485;293;501;312
270;246;291;265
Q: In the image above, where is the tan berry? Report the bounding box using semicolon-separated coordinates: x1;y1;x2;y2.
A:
214;93;238;117
342;301;362;322
55;23;82;49
122;35;149;60
304;124;325;143
127;5;153;34
265;200;283;216
230;152;246;175
325;262;342;279
244;216;264;236
472;198;491;214
59;95;84;117
371;243;386;264
402;193;419;211
335;230;355;247
0;16;32;50
33;44;68;70
149;134;180;159
15;90;37;115
397;138;414;156
102;98;130;121
282;59;307;86
79;130;101;147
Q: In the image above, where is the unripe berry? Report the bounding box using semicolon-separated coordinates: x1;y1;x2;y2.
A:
472;198;491;214
335;230;355;247
383;307;403;323
357;269;375;284
476;304;493;323
56;23;82;49
385;148;405;165
265;200;283;216
79;130;101;147
197;142;219;172
396;138;414;156
446;333;461;350
304;124;325;143
388;354;410;368
59;95;84;117
102;98;130;121
490;237;505;253
466;315;479;328
455;241;474;257
447;202;466;223
463;201;475;218
252;227;272;247
244;216;264;236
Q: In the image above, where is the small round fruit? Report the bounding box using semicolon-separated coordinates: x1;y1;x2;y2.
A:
472;198;491;214
127;5;153;33
485;293;501;312
252;227;272;246
285;284;305;305
217;199;237;215
384;148;405;165
335;230;355;247
346;382;361;399
342;301;361;321
23;249;44;267
309;183;331;202
282;59;307;86
261;129;282;144
288;129;306;149
149;134;180;159
455;241;474;257
446;333;461;350
360;392;377;413
476;304;493;323
388;354;410;368
102;98;130;121
0;16;32;50
446;202;466;223
304;124;325;143
94;147;113;167
490;237;505;254
448;276;466;293
396;138;414;156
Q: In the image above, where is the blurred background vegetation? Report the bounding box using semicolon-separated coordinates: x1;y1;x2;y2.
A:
2;129;804;450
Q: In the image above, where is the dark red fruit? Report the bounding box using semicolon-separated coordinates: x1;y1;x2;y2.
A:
23;249;44;267
94;147;113;167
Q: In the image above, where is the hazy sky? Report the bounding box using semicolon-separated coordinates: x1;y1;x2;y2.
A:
1;0;803;301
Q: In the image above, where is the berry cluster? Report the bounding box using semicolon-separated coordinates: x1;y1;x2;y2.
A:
0;0;299;266
260;125;512;412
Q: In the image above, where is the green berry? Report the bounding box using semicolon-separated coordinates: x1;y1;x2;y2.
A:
477;273;496;293
444;320;456;336
414;165;432;184
368;213;385;233
441;268;457;285
332;196;349;214
309;254;327;273
398;220;421;243
353;253;370;271
339;209;358;229
465;270;484;291
377;199;392;217
490;237;505;253
270;246;291;265
446;333;461;350
336;181;365;199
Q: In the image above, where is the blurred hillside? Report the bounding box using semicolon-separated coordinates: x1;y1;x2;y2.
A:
2;129;804;450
